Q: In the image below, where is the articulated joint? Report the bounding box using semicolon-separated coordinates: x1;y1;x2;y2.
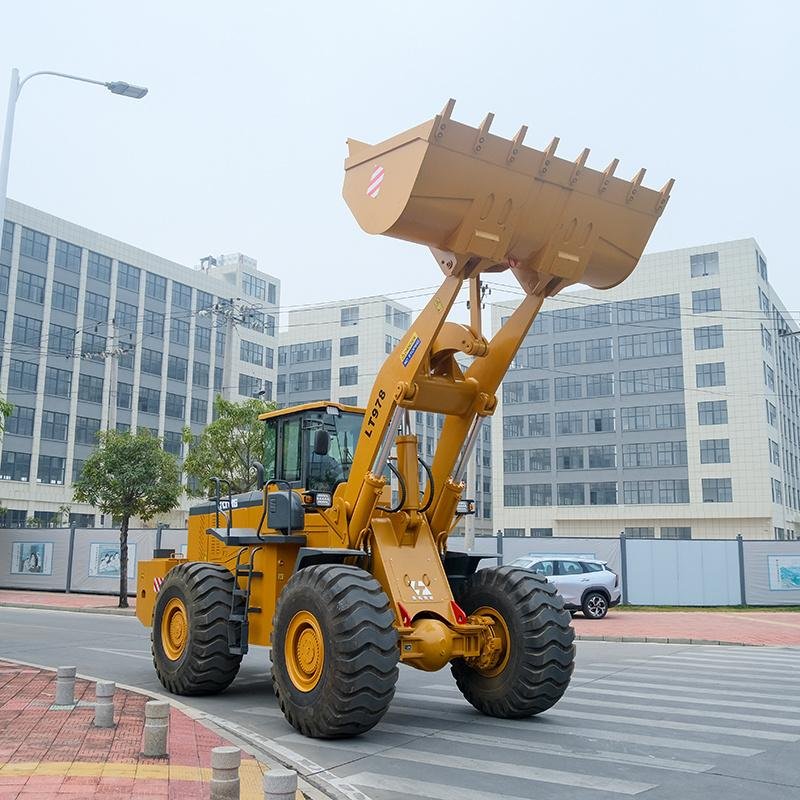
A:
398;615;500;672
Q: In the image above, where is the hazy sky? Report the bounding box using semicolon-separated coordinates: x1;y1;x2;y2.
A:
1;1;798;319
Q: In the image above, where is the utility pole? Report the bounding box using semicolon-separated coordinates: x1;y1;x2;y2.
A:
106;317;118;432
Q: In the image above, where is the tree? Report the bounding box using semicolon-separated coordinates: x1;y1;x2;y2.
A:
183;395;275;496
0;396;12;433
73;430;182;608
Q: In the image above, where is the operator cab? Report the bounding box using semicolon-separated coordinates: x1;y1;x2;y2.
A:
260;402;364;495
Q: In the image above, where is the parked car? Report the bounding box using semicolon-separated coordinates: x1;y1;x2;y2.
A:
508;554;621;619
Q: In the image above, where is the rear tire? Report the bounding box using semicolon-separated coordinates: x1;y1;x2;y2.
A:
152;562;243;695
451;567;574;718
272;564;398;738
582;590;609;620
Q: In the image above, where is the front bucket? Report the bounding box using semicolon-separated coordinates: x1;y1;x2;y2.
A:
343;99;673;293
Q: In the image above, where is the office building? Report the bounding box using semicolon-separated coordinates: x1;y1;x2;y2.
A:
492;238;799;540
0;200;279;526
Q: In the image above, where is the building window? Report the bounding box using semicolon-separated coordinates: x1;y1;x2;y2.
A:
268;283;277;304
143;309;165;338
621;406;650;431
625;527;655;538
117;382;132;410
1;220;13;252
654;403;685;429
140;348;162;376
658;479;690;503
340;306;359;326
12;314;42;347
78;373;104;403
690;251;719;277
311;369;331;390
694;325;724;350
661;527;692;540
588;408;615;433
87;251;111;282
16;271;46;304
0;264;8;294
619;329;681;359
168;355;188;382
393;308;410;329
44;366;71;397
623;443;652;468
164;431;183;457
191;397;208;424
504;485;526;507
340;395;357;406
50;282;80;317
757;253;768;280
530;527;554;537
761;325;773;353
554;341;581;366
554;376;583;401
214;367;223;392
503;450;526;472
656;440;688;466
696;362;726;387
617;295;679;324
702;478;733;503
9;359;38;391
239;374;262;397
588;445;616;469
528;448;551;471
72;461;85;484
5;406;35;436
586;373;614;398
21;227;49;262
339;366;358;386
146;272;167;301
503;382;524;404
768;439;780;466
623;480;656;504
528;413;550;437
84;291;108;322
557;483;585;506
385;334;400;354
170;318;190;346
0;451;31;481
242;273;266;300
620;367;683;394
584;337;613;362
75;416;101;445
555;446;583;471
772;478;783;505
340;336;359;357
503;416;525;438
193;362;209;388
138;386;161;414
117;262;140;292
165;392;185;419
172;281;192;309
190;325;209;353
196;290;213;311
556;412;583;435
528;379;549;403
264;314;276;337
763;362;775;391
40;410;69;441
692;288;721;313
115;300;138;332
37;455;65;485
240;340;264;365
590;482;617;505
699;400;728;425
700;439;730;464
530;484;552;506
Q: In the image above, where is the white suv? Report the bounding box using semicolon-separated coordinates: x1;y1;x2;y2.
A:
508;555;621;619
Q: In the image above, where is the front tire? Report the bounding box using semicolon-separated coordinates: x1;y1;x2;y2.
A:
152;562;243;695
272;565;399;738
451;567;575;718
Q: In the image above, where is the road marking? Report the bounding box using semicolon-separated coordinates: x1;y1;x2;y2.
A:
84;647;152;661
287;739;656;795
577;663;800;684
636;657;800;675
334;772;544;800
391;695;761;756
573;677;797;703
646;652;800;667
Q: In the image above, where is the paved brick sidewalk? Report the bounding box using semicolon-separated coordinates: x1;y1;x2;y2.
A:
0;660;300;799
572;609;800;645
0;591;135;615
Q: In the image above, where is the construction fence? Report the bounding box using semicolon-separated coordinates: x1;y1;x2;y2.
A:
1;526;798;606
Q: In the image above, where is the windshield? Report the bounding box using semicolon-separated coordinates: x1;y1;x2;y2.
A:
306;411;363;492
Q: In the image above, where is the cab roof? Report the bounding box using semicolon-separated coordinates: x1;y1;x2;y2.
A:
258;400;365;422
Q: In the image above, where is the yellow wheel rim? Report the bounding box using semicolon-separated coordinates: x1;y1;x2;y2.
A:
161;597;188;661
473;605;511;677
285;610;325;692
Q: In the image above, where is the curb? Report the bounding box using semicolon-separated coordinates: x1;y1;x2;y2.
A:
0;655;326;800
575;634;763;647
0;601;136;616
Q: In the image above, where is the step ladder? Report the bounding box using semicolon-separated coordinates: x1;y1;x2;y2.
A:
227;547;262;656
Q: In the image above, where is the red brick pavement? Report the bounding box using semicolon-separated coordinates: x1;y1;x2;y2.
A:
572;609;800;645
0;660;277;799
0;591;135;613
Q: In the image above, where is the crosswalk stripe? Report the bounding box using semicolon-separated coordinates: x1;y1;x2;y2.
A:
279;736;657;795
576;664;800;685
334;772;542;800
633;653;800;668
569;684;800;714
636;658;800;676
390;695;762;756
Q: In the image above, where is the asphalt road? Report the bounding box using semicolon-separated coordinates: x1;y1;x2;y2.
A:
0;607;798;800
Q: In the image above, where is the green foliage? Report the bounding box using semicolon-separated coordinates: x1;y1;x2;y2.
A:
0;396;13;434
183;395;275;496
73;429;182;521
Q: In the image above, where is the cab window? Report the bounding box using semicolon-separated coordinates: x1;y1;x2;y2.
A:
281;417;302;483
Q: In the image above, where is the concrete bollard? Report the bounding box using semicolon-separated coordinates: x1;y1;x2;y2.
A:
142;700;169;757
54;666;77;706
94;681;116;728
263;768;297;800
211;746;241;799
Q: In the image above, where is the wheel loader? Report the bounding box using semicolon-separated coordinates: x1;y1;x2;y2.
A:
136;99;672;738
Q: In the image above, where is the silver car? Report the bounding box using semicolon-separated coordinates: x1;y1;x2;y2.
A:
508;554;621;619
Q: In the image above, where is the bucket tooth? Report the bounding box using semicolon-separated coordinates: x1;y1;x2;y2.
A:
599;157;620;193
473;112;495;153
433;98;456;140
626;167;647;203
539;136;560;176
655;177;675;215
570;147;590;185
506;125;528;164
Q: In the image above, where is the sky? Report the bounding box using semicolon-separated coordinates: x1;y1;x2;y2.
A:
1;1;798;320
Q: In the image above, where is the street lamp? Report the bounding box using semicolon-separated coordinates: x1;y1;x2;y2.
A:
0;68;148;234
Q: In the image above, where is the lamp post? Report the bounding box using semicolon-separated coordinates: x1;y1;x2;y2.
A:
0;68;148;233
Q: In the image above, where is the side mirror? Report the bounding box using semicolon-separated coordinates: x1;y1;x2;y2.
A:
314;429;330;456
251;461;265;490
